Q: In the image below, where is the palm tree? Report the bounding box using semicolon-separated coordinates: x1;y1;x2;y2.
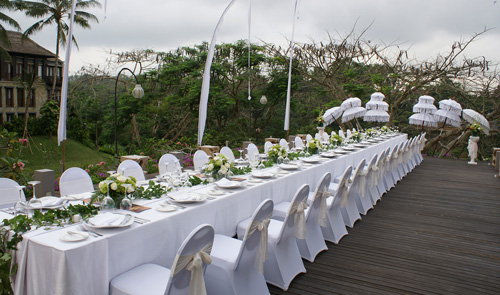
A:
14;0;101;99
0;0;22;60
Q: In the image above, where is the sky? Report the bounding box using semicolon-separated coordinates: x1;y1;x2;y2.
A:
6;0;500;75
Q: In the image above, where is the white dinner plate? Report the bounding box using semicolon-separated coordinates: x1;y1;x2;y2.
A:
30;196;68;209
248;178;262;183
84;213;134;229
335;150;349;154
354;144;368;148
170;193;207;203
279;164;299;170
156;203;178;212
215;179;244;189
251;171;275;179
302;158;320;164
208;190;225;196
320;152;337;158
60;231;89;242
342;147;358;151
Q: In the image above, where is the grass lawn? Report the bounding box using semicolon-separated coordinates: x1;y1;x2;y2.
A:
21;136;112;178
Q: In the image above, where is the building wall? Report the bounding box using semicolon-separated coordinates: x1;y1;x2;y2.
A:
0;80;49;124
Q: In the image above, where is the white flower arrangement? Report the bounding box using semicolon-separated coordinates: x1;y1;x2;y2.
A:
204;154;233;177
267;144;288;162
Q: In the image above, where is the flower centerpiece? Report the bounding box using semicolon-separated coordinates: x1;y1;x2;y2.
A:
330;134;343;147
94;174;137;207
380;126;390;133
364;128;376;139
204;154;233;179
306;139;323;154
350;131;363;143
315;111;326;127
267;144;288;163
470;123;482;137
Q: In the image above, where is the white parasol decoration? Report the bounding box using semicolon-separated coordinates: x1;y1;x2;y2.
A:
340;97;362;111
409;95;437;128
364;92;390;122
341;97;366;124
434;109;461;128
439;99;462;116
322;107;342;126
409;113;438;127
462;109;490;135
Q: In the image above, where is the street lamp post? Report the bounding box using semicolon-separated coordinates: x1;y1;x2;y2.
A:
114;68;144;167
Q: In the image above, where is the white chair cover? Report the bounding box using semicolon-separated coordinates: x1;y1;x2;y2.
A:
59;167;94;197
340;159;364;227
346;129;352;139
247;143;259;162
322;167;352;244
371;150;386;204
205;199;272;295
294;137;304;149
364;154;379;207
158;154;181;175
264;141;273;153
0;178;25;209
306;134;313;143
110;224;214;295
351;159;373;216
220;146;236;162
117;160;146;181
193;150;209;172
279;139;289;151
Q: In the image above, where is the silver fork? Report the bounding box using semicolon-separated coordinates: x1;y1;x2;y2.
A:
165;200;186;209
80;226;103;237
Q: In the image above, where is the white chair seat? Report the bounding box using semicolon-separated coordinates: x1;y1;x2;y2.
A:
210;234;241;267
110;264;170;295
272;202;291;221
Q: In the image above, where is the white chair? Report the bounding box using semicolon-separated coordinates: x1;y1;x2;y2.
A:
346;129;352;139
279;139;289;151
371;150;387;205
351;158;373;215
264;141;273;153
0;178;26;209
322;167;351;244
294;137;304;150
362;154;379;210
110;224;214;295
118;160;146;181
59;167;94;197
158;154;181;175
306;134;313;143
338;130;345;139
271;182;328;262
339;160;364;228
193;150;209;172
321;132;330;143
205;199;273;295
236;196;306;290
220;146;236;162
247;143;259;162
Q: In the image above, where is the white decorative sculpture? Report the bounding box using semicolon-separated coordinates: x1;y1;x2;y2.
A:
468;136;480;165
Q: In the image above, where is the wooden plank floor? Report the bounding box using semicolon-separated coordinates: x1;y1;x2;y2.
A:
269;157;500;295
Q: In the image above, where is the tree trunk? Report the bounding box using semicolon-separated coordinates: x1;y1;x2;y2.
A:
52;29;60;101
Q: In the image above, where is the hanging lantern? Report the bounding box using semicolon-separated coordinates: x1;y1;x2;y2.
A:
132;84;144;98
260;95;267;105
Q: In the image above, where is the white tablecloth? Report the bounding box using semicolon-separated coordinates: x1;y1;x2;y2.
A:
14;134;406;295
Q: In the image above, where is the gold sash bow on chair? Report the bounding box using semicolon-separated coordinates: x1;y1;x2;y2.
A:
358;169;368;197
340;178;352;208
246;214;272;274
317;188;329;227
290;200;308;239
171;242;213;295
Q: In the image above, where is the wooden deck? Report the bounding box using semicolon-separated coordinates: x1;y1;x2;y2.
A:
269;157;500;295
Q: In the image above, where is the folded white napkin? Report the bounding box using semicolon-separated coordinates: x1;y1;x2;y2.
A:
171;193;204;201
40;197;64;207
64;192;92;201
215;178;241;188
89;213;125;226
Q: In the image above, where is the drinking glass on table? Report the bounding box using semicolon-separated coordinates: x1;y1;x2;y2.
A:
101;180;115;212
27;181;42;216
120;184;132;211
14;186;26;216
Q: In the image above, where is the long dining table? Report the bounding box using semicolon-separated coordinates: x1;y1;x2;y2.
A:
11;134;407;295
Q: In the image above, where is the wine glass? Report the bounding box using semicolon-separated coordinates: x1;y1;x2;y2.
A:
120;184;132;211
238;148;243;160
14;186;26;216
283;156;290;164
101;180;115;212
27;181;42;216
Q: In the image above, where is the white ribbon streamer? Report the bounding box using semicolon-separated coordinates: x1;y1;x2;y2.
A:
340;178;351;208
171;242;213;295
246;214;272;274
57;0;77;145
358;169;368;197
284;0;299;131
198;0;237;146
371;166;379;186
290;200;307;239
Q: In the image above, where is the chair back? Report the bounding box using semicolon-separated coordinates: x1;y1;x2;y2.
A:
307;173;331;228
306;134;313;143
279;139;289;151
0;178;25;209
220;146;235;162
322;132;330;143
264;141;273;153
193;150;209;172
338;130;345;138
281;184;310;240
332;166;353;208
351;159;366;187
59;167;94;197
117;160;146;181
158;154;181;175
346;129;352;139
247;143;259;162
236;199;274;273
294;137;304;149
167;224;215;295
